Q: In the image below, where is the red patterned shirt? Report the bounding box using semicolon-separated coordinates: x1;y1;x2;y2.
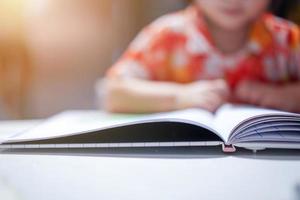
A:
107;6;300;89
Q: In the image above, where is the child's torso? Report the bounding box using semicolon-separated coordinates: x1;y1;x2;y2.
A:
110;6;300;88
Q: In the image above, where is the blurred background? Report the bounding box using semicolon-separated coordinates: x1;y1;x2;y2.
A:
0;0;299;120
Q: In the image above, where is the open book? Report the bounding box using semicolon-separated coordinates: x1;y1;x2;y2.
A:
0;104;300;152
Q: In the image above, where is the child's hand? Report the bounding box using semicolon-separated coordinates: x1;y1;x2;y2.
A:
177;79;230;112
234;80;300;112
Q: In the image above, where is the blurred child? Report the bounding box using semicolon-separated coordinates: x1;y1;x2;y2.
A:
103;0;300;113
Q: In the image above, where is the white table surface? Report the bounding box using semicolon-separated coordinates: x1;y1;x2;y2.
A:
0;120;300;200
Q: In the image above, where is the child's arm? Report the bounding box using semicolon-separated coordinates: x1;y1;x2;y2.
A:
101;78;229;113
235;81;300;112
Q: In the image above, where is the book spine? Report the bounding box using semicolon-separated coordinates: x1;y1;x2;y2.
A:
222;143;236;153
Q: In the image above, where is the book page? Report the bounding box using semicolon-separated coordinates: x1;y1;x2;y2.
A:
212;104;285;142
3;109;215;143
229;115;300;145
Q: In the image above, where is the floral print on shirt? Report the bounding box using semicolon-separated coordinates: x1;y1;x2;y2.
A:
107;6;300;89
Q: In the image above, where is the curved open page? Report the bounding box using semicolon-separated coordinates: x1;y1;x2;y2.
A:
211;104;300;150
229;114;300;144
1;109;223;148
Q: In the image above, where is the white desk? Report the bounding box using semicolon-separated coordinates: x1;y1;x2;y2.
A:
0;120;300;200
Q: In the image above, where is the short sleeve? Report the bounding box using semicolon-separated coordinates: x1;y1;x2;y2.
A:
106;15;189;81
287;24;300;80
260;15;300;83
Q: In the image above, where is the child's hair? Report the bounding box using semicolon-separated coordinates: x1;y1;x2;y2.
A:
270;0;288;16
269;0;300;25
